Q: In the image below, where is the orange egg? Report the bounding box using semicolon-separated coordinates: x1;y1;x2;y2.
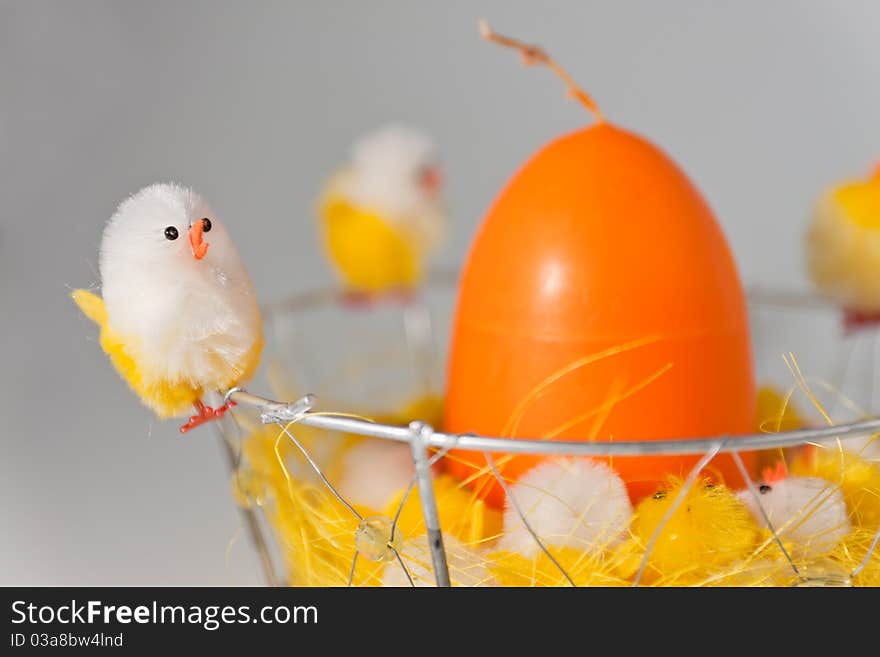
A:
442;120;756;508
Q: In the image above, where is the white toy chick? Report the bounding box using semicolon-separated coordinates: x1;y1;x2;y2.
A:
337;439;415;512
318;124;446;296
72;183;263;433
497;458;632;557
738;462;851;558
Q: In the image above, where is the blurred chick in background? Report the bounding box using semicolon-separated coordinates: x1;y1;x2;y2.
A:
806;164;880;328
318;124;446;297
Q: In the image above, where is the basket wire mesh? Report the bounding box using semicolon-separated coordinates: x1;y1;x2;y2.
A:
216;274;880;587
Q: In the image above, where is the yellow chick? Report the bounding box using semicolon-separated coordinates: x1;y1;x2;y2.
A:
383;474;503;545
73;183;263;433
806;163;880;323
318;124;446;295
617;478;759;584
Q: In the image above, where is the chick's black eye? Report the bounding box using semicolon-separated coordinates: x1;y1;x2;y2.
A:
164;226;179;240
653;490;668;500
759;484;772;494
201;218;212;232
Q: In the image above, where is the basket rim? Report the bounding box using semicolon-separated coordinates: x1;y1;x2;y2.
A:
262;270;839;317
250;276;866;456
228;388;880;456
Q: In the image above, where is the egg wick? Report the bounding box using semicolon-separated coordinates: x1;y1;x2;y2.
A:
478;19;604;123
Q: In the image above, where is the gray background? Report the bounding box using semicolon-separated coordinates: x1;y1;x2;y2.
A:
2;1;878;585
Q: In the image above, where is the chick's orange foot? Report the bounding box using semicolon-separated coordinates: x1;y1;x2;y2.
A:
843;309;880;335
388;286;416;305
340;289;375;309
339;286;417;310
179;399;237;434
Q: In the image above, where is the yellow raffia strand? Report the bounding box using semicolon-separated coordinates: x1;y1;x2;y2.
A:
615;477;761;585
544;363;673;439
755;384;806;433
487;547;628;587
238;421;376;586
502;335;661;437
383;474;504;545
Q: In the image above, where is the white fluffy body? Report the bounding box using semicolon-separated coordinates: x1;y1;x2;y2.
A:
382;535;496;587
498;458;633;558
337;439;415;511
99;183;262;399
334;123;446;250
738;476;851;558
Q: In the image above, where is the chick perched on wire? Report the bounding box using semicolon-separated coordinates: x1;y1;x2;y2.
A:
318;124;446;298
806;163;880;330
72;183;263;433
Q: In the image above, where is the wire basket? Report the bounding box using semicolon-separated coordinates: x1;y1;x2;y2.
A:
220;273;880;587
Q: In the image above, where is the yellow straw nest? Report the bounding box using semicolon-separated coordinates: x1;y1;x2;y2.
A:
235;422;504;586
229;392;880;587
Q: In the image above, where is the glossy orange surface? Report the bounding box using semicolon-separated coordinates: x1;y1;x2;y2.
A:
443;122;756;507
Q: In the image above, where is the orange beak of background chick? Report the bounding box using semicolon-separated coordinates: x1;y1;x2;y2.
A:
419;165;443;197
189;220;209;260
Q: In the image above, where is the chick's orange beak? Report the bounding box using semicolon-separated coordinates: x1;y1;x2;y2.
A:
189;220;209;260
419;165;443;196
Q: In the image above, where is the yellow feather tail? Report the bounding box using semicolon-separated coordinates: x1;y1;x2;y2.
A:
71;288;200;418
71;289;108;328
